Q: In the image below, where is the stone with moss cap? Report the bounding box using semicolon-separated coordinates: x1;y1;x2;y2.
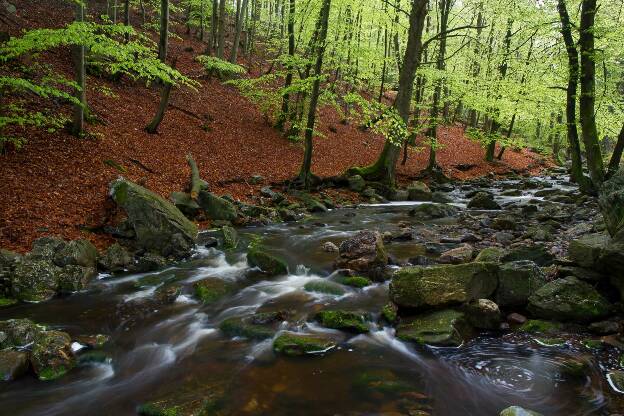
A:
396;309;470;347
304;279;346;296
247;241;288;276
528;276;611;322
499;406;543;416
496;261;547;307
334;231;388;272
193;277;231;304
11;258;62;302
110;178;197;259
474;247;506;263
30;330;75;381
390;262;498;309
273;332;336;356
220;311;289;340
336;275;372;288
315;310;369;333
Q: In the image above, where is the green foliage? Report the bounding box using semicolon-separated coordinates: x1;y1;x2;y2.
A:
344;93;407;147
196;55;246;79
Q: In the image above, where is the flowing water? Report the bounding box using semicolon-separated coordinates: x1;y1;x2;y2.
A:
1;176;622;415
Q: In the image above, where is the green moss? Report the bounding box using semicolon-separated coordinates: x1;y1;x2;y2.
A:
353;370;415;395
396;309;467;347
381;303;398;324
247;248;288;276
337;276;372;288
315;311;369;333
193;278;230;304
582;339;603;349
273;332;336;356
533;337;566;347
518;319;561;334
303;279;345;296
38;365;69;381
219;317;275;340
137;403;180;416
0;298;17;307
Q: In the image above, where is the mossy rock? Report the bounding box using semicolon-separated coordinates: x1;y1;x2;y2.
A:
390;262;498;309
303;279;346;296
198;191;238;221
496;261;547;307
219;313;284;340
315;310;369;333
336;275;371;288
11;258;62;302
0;298;17;307
193;278;231;304
57;265;98;293
273;332;336;356
0;318;44;348
517;320;561;334
53;239;98;268
247;247;288;276
396;309;469;347
30;330;76;381
474;247;506;263
381;303;398;324
220;226;238;249
499;406;543;416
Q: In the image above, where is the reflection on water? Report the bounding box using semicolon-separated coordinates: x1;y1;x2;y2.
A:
0;179;619;415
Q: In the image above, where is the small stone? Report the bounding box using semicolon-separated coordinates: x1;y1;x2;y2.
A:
321;241;339;253
273;332;336;356
507;313;527;325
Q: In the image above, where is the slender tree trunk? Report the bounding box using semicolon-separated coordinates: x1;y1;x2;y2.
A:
231;0;249;63
579;0;605;186
146;60;176;134
217;0;226;59
158;0;169;62
607;123;624;177
298;0;331;189
139;0;146;24
276;0;295;131
557;0;590;191
208;0;218;54
200;0;205;42
124;0;131;43
71;1;86;137
350;0;428;188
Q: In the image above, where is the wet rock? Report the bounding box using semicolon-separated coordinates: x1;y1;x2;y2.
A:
170;191;201;218
517;319;561;334
557;266;604;282
432;192;453;203
467;192;501;210
220;312;288;340
390;263;498;309
197;191;238;221
334;231;388;273
220;225;238;249
29;236;66;260
524;226;553;242
496;261;547;307
57;265;98;292
293;192;327;213
528;277;611;322
133;252;167;272
501;244;554;266
0;318;43;347
438;243;474;264
499;406;543;416
11;258;61;302
321;241;339;253
407;181;432;201
30;330;75;381
154;283;182;304
409;255;438;266
98;243;132;272
588;320;620;335
381;302;398;324
304;279;346;296
335;275;371;288
568;233;610;268
0;350;29;381
75;334;110;349
494;232;514;245
247;246;288;276
193;277;231;304
53;239;98;268
110;179;198;258
464;299;501;330
408;203;459;219
273;332;336;356
260;186;285;204
348;175;366;192
492;214;518;231
598;169;624;240
474;247;506;263
315;310;369;333
396;309;469;346
507;313;527;325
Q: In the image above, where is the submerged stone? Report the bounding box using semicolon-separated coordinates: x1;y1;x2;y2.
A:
193;277;231;304
396;309;469;347
247;246;288;276
303;279;346;296
315;310;369;333
273;332;336;356
220;311;288;340
390;263;498;309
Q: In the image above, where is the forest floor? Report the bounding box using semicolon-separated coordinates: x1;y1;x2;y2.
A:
0;0;551;253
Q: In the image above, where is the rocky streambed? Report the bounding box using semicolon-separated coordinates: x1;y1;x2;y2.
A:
1;168;624;415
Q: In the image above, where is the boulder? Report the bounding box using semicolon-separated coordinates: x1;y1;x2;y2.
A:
598;168;624;241
408;203;459;219
0;318;43;348
321;241;339;253
220;225;238;249
98;243;132;272
57;265;98;292
432;192;453;203
348;175;366;192
499;406;543;416
110;179;197;258
528;276;611;322
220;311;288;340
247;246;288;276
304;279;346;296
273;332;336;356
11;258;61;302
468;192;501;210
438;243;474;264
53;239;98;268
390;262;498;309
396;309;469;346
464;299;501;330
475;247;506;263
407;181;432;201
568;233;610;268
197;191;238;221
170;191;201;217
334;231;388;272
501;245;554;266
492;214;518;231
30;330;75;381
193;277;231;304
315;310;369;333
29;236;65;260
0;350;29;381
496;261;547;307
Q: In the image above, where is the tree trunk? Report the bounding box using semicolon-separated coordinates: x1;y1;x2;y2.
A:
298;0;331;189
276;0;295;131
217;0;226;59
124;0;131;42
146;82;173;134
578;0;605;186
209;0;218;54
557;0;591;191
231;0;249;63
350;0;428;188
158;0;169;62
608;123;624;177
71;1;86;137
200;0;205;42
